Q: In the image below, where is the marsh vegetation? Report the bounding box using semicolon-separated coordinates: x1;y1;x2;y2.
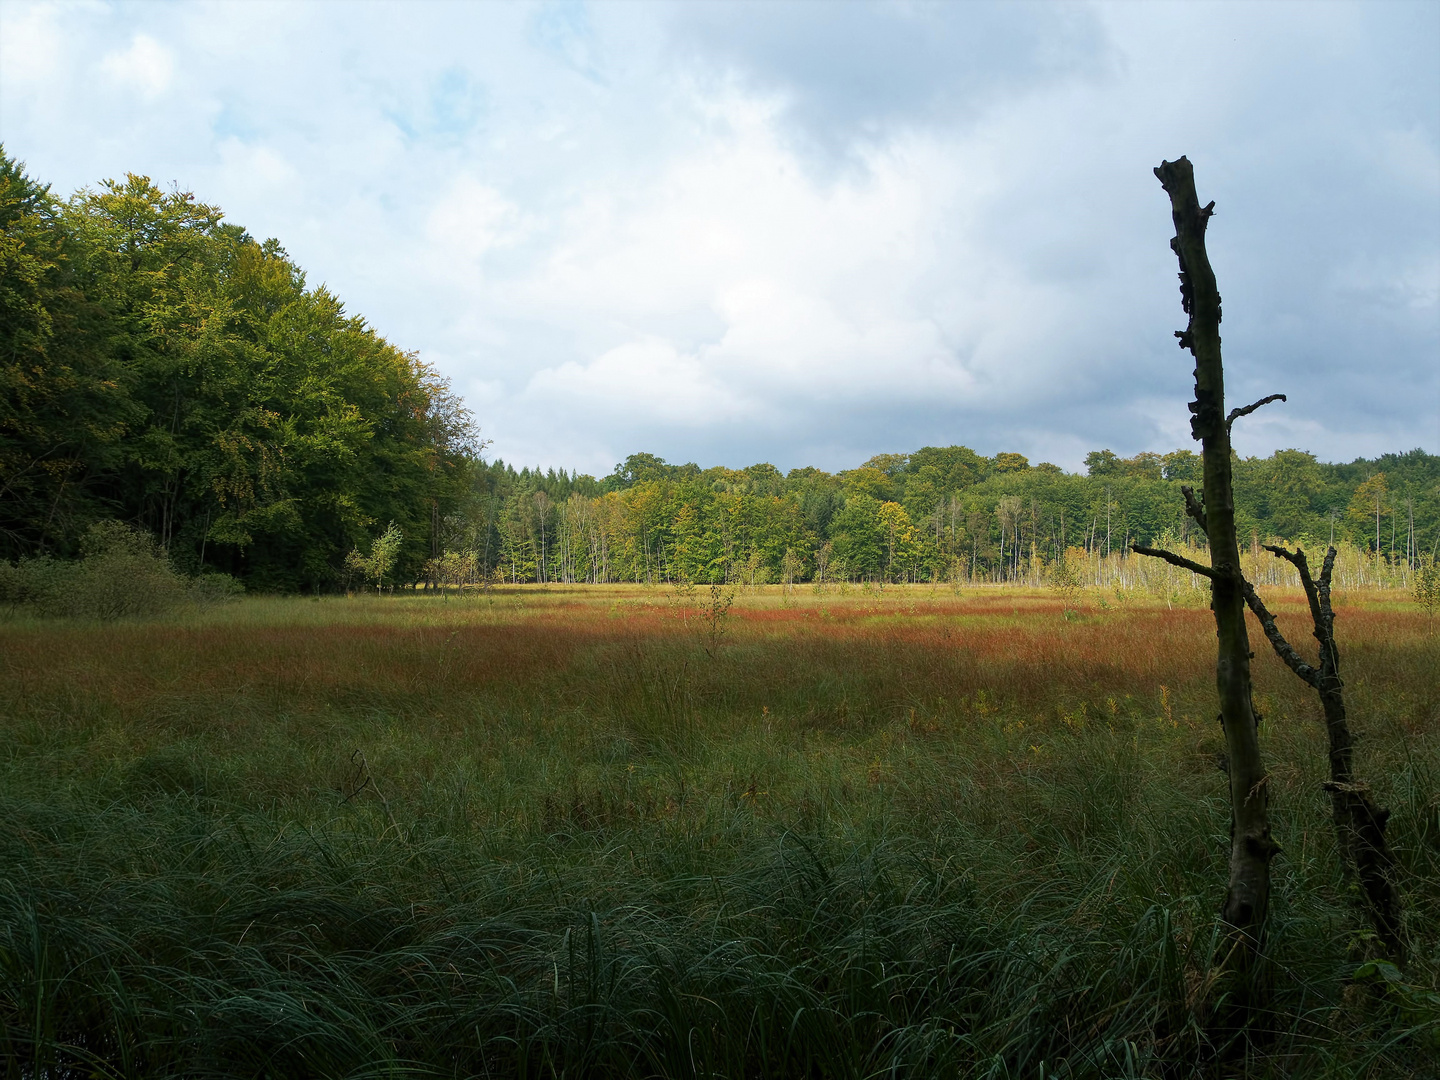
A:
2;586;1436;1077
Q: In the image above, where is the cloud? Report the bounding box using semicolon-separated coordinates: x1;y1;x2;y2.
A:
0;2;64;90
425;178;526;262
529;0;605;83
100;33;173;99
664;1;1110;169
216;139;296;193
527;336;752;424
1;0;1435;474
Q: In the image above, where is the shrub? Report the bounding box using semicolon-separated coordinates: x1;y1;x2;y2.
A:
189;571;246;606
0;521;237;619
65;521;189;618
0;555;67;610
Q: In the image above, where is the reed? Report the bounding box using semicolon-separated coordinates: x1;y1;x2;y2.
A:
2;587;1435;1077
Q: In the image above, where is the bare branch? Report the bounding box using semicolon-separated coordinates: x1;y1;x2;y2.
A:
1131;543;1216;578
1180;485;1207;531
1240;578;1320;688
1262;544;1326;643
1262;542;1303;568
1226;393;1287;430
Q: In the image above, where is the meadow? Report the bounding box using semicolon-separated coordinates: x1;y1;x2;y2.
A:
2;584;1437;1078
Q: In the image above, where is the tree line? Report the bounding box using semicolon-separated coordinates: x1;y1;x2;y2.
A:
4;150;1435;592
443;445;1437;590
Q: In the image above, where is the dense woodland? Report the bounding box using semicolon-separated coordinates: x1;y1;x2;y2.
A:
458;446;1438;590
4;151;1437;592
0;151;475;590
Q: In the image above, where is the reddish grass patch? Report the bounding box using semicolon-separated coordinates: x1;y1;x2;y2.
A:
1;588;1433;746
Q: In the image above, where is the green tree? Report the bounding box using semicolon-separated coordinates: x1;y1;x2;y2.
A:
1346;473;1388;554
1162;449;1201;482
0;150;138;558
830;494;885;580
839;466;894;503
1084;450;1117;476
876;500;919;581
23;165;478;589
347;522;404;594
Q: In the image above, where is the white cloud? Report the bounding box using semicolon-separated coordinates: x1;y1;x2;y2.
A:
425;178;526;262
0;2;64;90
100;33;173;99
527;336;752;423
216;139;296;193
1;0;1435;473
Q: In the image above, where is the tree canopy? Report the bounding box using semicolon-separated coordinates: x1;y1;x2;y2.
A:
455;444;1438;588
1;149;475;589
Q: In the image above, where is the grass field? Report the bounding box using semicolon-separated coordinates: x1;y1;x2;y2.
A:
2;585;1437;1078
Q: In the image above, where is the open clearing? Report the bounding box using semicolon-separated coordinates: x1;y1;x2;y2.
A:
3;587;1437;1077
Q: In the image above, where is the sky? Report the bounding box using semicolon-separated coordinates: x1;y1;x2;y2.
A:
2;0;1437;477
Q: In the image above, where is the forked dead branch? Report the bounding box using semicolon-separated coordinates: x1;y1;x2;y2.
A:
1240;546;1404;962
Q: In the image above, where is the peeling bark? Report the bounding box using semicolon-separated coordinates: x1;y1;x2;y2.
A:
1242;546;1404;962
1147;158;1277;1020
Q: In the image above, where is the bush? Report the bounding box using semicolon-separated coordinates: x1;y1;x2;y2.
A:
0;521;240;619
66;521;189;618
189;571;246;606
0;555;68;610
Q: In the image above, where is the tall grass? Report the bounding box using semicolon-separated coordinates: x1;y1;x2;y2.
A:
1;587;1436;1077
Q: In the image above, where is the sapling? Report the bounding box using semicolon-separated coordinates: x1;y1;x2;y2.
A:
702;580;735;658
1413;557;1440;619
1048;549;1084;619
346;522;404;595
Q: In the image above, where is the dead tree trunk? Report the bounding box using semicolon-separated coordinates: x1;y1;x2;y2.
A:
1138;157;1278;1016
1241;546;1404;961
